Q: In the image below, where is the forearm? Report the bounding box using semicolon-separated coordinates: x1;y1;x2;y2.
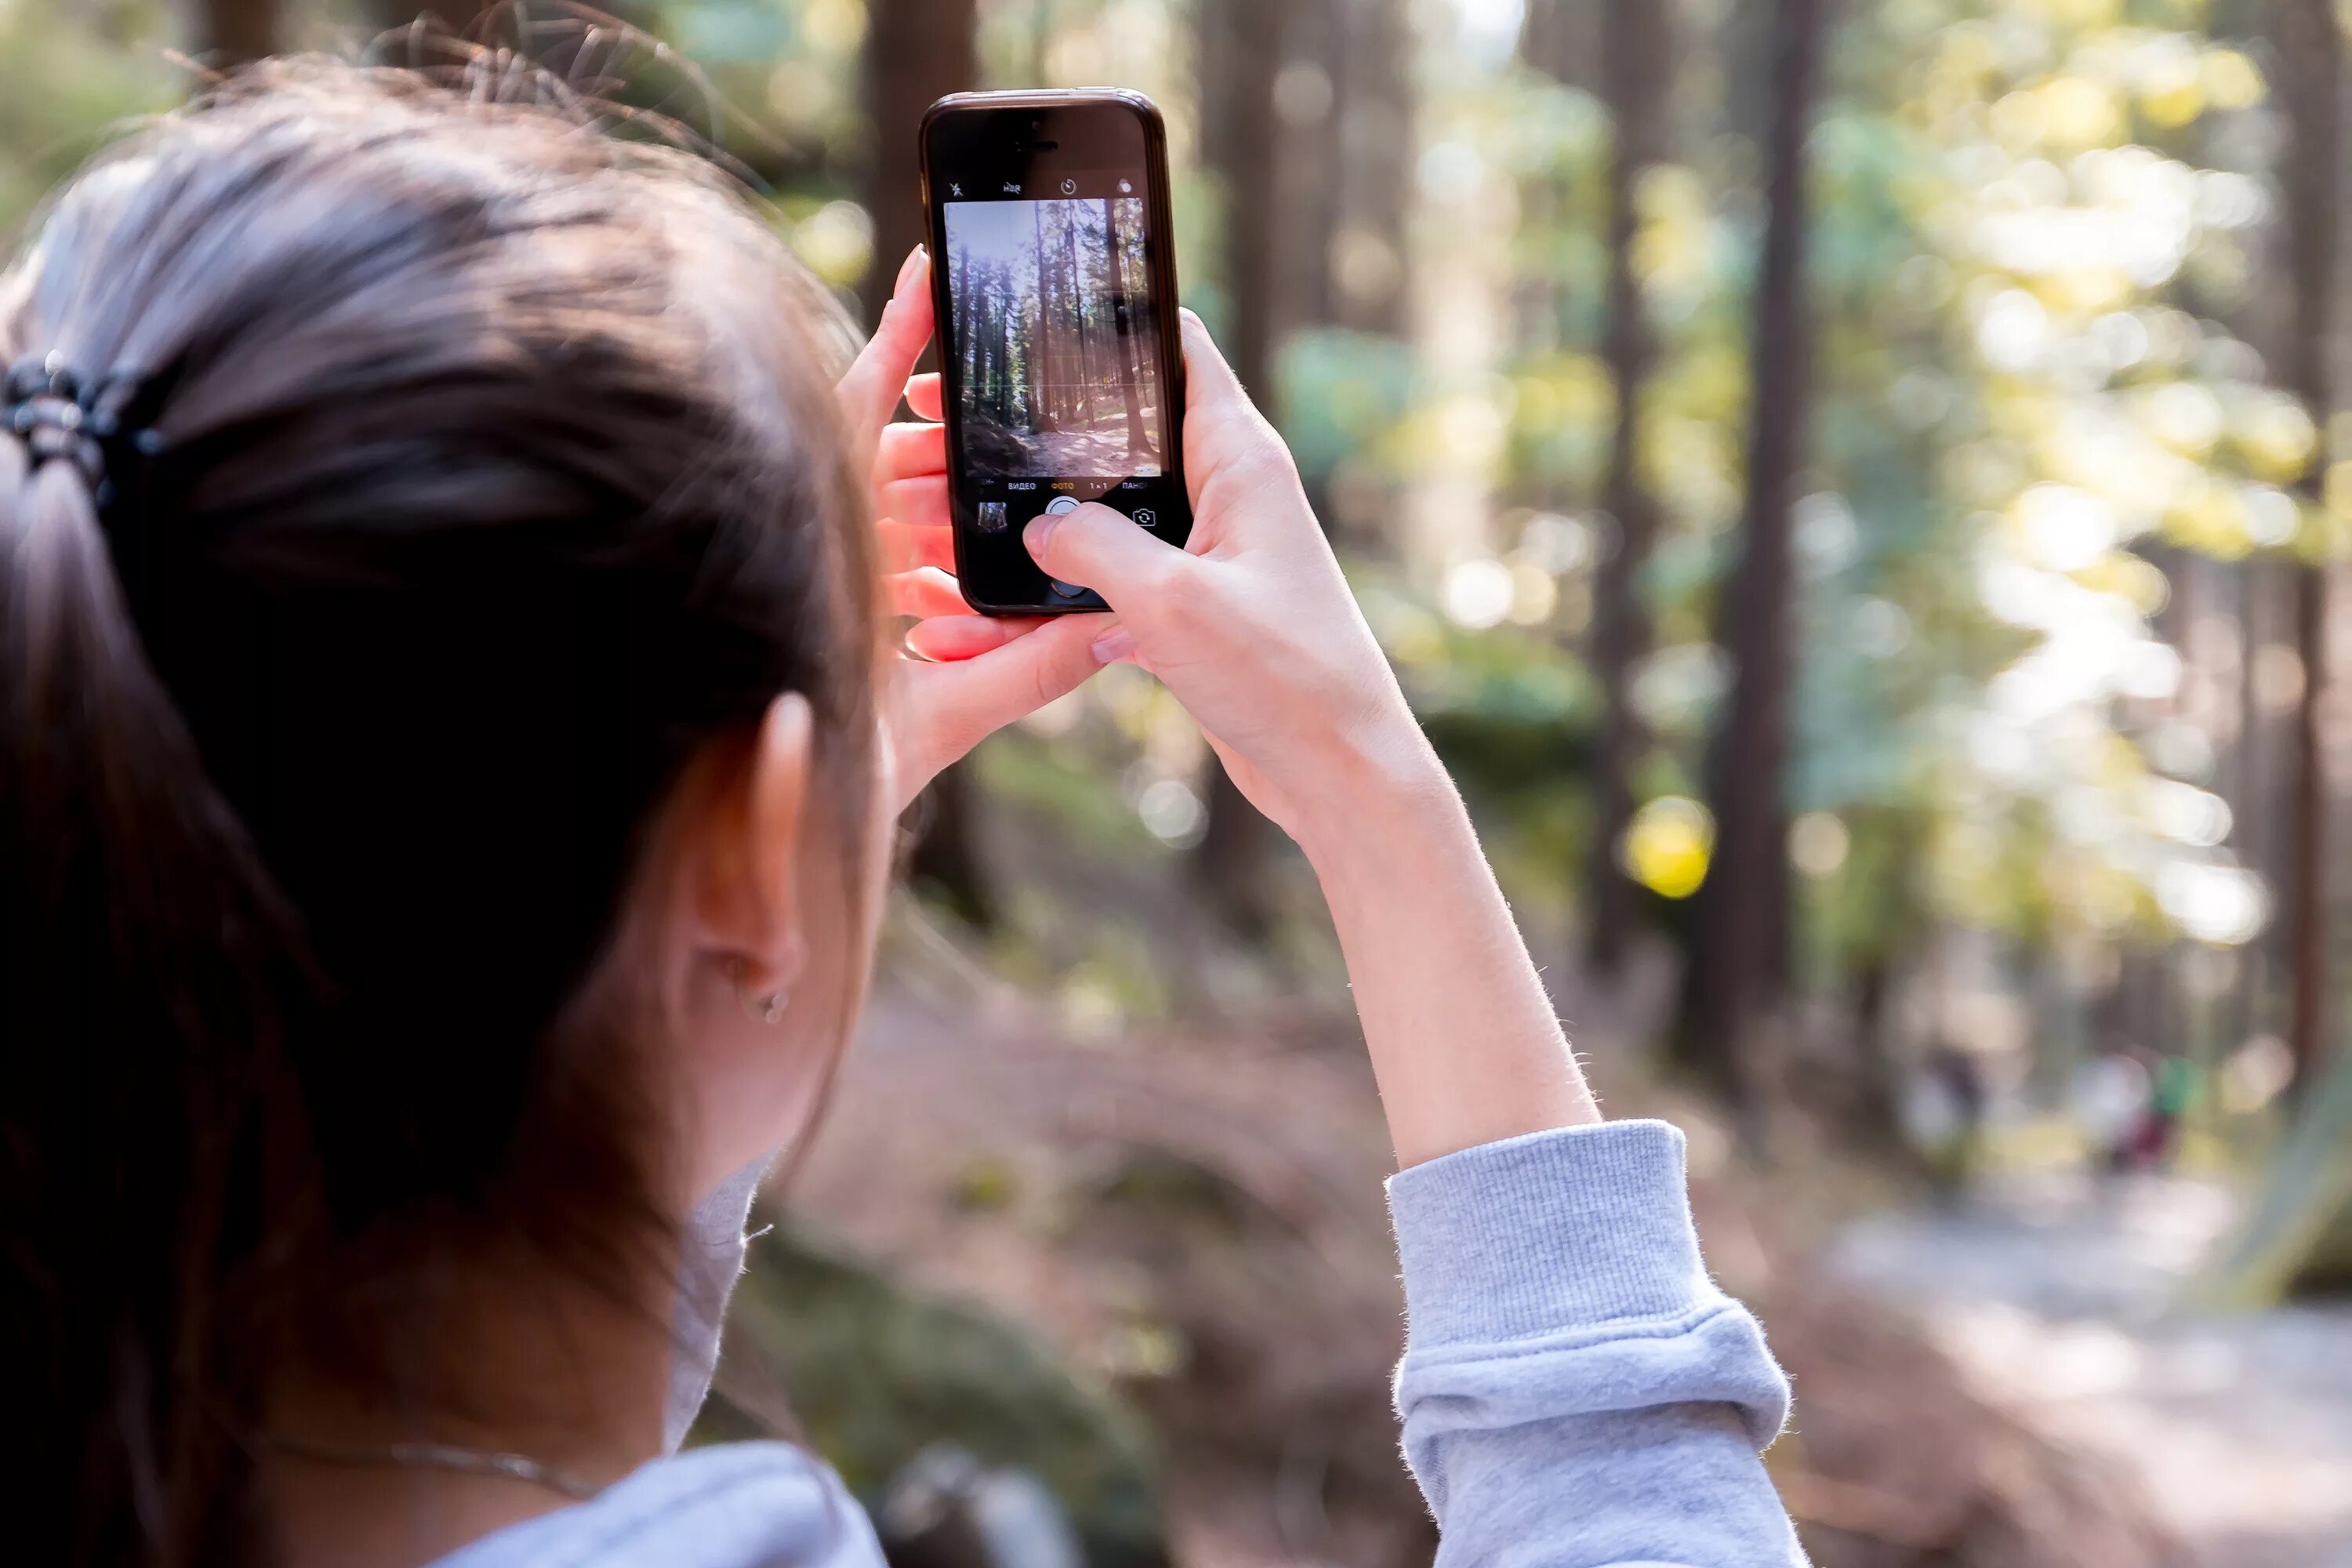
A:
1298;739;1601;1170
1318;743;1801;1564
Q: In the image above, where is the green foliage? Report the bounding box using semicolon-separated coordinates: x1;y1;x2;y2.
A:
0;2;176;238
701;1218;1167;1568
2192;1046;2352;1308
5;0;2330;1085
1276;326;1416;488
1371;0;2294;985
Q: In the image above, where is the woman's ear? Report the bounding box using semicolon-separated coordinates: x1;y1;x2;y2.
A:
691;692;815;997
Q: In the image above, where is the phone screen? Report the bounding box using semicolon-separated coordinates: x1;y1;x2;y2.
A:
924;96;1189;614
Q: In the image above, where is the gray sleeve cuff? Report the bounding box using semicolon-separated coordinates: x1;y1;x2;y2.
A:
1385;1120;1723;1348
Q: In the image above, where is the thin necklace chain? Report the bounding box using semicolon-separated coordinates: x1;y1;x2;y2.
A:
260;1430;602;1502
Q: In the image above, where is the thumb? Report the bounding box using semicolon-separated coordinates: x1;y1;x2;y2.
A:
1024;503;1195;607
1177;307;1252;411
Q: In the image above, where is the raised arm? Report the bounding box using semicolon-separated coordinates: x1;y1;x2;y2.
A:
1006;312;1808;1567
1010;310;1592;1163
842;259;1805;1562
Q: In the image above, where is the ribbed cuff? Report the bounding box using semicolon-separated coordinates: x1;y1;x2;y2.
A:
1385;1120;1719;1348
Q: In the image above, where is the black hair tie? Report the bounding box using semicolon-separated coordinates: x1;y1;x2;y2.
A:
4;351;164;512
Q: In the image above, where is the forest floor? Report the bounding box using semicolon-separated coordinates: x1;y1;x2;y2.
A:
758;940;2153;1564
971;420;1161;477
766;906;2347;1566
786;979;1432;1567
1828;1170;2352;1567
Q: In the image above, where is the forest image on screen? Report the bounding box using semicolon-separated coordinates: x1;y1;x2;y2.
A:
944;196;1165;478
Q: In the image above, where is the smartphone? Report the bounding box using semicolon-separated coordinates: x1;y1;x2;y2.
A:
920;89;1191;615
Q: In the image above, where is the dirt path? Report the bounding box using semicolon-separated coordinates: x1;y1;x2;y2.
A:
1829;1174;2352;1567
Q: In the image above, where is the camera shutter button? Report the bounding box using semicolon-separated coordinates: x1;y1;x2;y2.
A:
1040;499;1091;597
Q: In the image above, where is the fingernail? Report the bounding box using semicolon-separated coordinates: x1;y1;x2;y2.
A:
896;245;927;292
1091;627;1136;666
1024;514;1057;559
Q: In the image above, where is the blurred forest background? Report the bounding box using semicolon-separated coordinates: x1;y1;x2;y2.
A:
15;0;2352;1563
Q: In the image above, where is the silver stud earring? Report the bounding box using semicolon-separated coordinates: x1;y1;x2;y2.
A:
725;956;790;1025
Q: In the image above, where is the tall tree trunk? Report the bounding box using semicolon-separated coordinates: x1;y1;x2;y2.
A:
1335;0;1412;339
2207;0;2285;1069
1040;211;1058;425
862;0;976;326
1719;0;1777;149
1034;203;1058;424
1279;0;1345;332
2237;560;2277;1054
958;257;982;403
866;0;989;924
1516;0;1599;94
1105;200;1148;453
1062;219;1098;428
1581;0;1675;975
198;0;280;63
974;275;996;423
1200;0;1283;410
1192;0;1290;937
2280;0;2342;1094
1674;0;1825;1105
1023;292;1044;430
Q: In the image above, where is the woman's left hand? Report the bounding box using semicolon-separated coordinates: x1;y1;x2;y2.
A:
837;247;1114;814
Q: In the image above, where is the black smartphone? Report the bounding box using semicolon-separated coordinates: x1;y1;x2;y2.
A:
920;89;1191;615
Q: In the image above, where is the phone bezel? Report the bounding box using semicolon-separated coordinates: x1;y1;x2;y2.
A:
917;89;1190;617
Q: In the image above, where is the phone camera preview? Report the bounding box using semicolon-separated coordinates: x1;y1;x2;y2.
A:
940;194;1167;481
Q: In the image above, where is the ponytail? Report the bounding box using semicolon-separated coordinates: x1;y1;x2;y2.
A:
1;61;887;1564
0;376;315;1562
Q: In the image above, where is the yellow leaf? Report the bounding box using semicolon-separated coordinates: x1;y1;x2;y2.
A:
1621;797;1715;901
2200;49;2265;111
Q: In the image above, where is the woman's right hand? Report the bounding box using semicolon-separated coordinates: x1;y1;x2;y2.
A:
1004;312;1443;856
980;311;1600;1168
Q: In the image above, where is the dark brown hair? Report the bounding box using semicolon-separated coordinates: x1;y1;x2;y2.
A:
0;64;879;1563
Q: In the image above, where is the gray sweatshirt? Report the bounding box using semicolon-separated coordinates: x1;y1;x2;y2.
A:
434;1119;1809;1567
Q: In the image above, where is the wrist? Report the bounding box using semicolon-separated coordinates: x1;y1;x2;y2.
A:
1290;714;1464;877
